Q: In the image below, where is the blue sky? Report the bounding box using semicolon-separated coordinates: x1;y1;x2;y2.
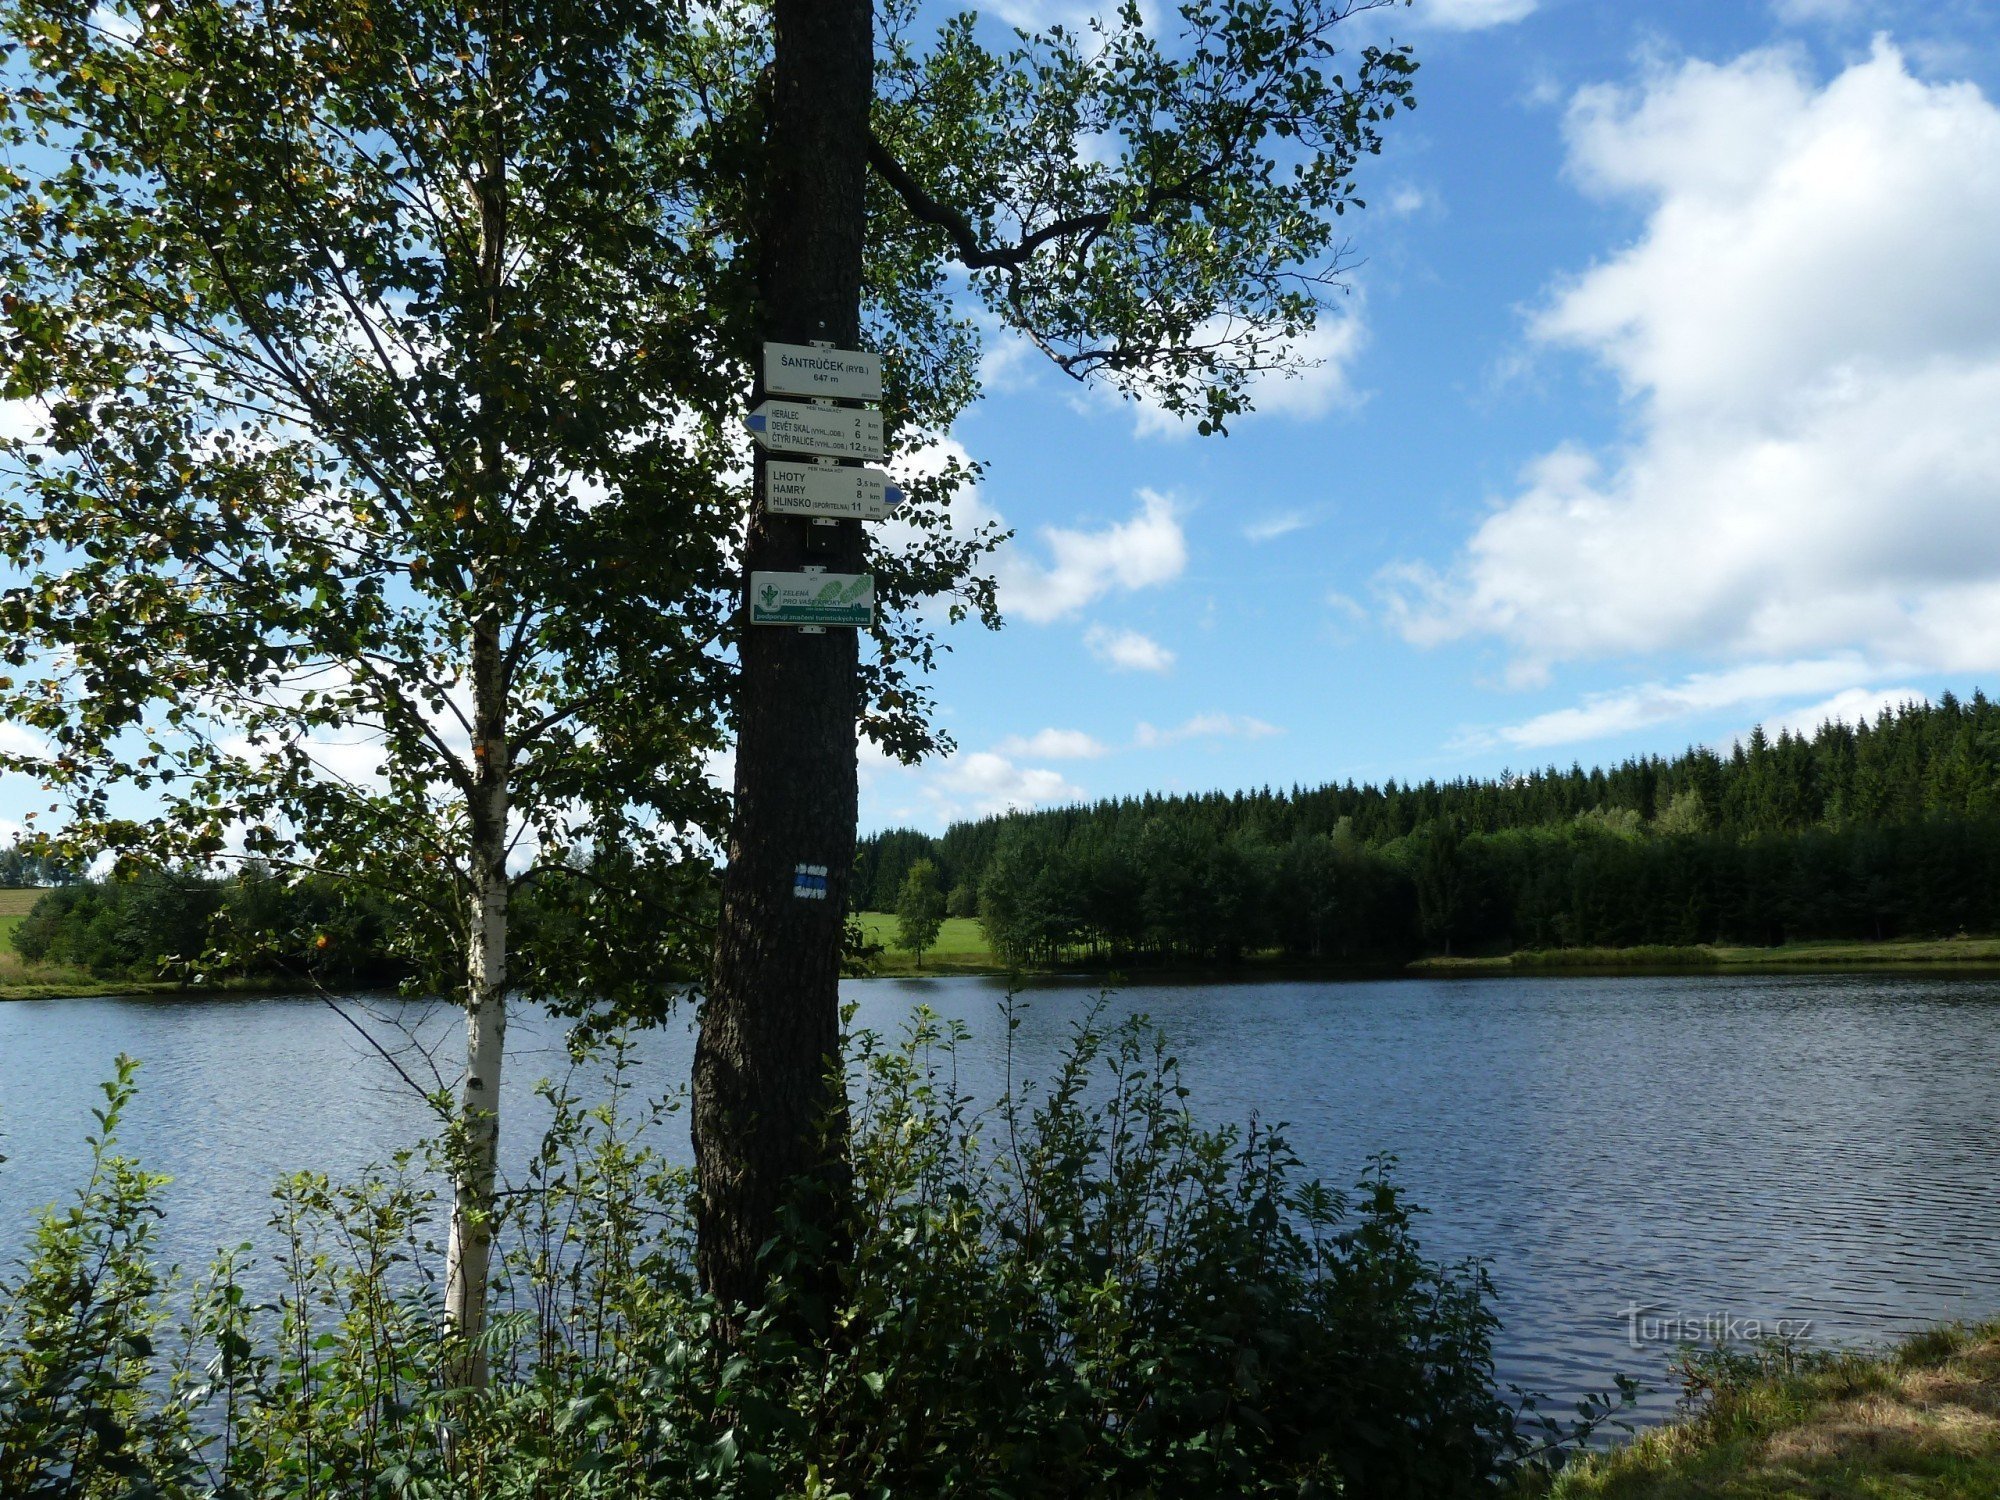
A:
860;0;2000;832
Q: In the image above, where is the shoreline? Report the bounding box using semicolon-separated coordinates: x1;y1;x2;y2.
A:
864;932;2000;981
1538;1321;2000;1498
0;975;339;1003
13;934;2000;1000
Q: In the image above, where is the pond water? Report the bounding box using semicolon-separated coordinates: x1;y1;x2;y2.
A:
4;971;1999;1425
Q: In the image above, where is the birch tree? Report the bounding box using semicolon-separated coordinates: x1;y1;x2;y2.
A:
0;0;1419;1338
0;0;986;1372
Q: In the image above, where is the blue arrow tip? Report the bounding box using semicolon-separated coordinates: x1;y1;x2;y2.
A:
885;486;906;507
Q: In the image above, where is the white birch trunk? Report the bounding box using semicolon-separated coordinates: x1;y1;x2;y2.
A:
444;640;508;1386
445;62;511;1386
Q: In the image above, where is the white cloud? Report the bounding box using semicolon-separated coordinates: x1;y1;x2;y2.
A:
978;334;1041;395
993;727;1109;759
1756;685;1926;741
1771;0;1860;24
875;436;1000;554
1326;590;1369;624
1382;183;1435;218
1388;43;2000;686
703;742;735;792
938;752;1084;813
1127;311;1368;439
87;4;139;41
1083;624;1176;673
1134;713;1281;748
1478;656;1878;750
1001;489;1187;623
861;738;1085;826
1243;510;1313;543
874;442;1186;631
1420;0;1538;31
0;400;48;444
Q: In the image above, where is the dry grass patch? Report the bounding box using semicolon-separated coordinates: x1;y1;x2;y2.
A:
1543;1324;2000;1500
0;887;44;916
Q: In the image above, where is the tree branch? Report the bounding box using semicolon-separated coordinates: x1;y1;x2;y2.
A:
867;133;1115;271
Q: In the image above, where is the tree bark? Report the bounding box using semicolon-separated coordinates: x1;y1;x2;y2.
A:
693;0;873;1315
443;88;512;1381
444;607;509;1386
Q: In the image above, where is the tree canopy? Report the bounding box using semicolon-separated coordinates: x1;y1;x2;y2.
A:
0;0;1422;1333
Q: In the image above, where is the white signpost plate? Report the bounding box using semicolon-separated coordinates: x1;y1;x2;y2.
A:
763;460;904;521
747;401;885;461
763;342;883;402
750;570;875;628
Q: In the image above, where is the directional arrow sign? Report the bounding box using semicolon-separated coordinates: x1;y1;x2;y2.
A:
750;570;875;628
763;460;905;521
763;342;883;402
746;401;885;461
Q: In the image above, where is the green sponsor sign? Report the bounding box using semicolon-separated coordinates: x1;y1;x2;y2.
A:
749;570;874;627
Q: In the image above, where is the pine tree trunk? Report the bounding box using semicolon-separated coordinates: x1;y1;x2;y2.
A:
693;0;872;1315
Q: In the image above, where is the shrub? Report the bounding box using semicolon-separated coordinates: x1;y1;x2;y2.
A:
1;1006;1596;1497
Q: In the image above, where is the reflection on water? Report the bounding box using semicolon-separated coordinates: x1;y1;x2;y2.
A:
4;972;1999;1424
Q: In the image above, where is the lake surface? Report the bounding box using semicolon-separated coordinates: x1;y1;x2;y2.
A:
5;972;2000;1426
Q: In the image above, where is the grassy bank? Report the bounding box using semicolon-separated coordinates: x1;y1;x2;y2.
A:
0;886;274;1001
1416;935;2000;976
0;886;105;998
16;896;2000;993
857;914;2000;981
1538;1323;2000;1499
853;912;998;975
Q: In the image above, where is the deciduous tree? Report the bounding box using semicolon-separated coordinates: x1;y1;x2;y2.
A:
894;856;945;968
0;0;1419;1332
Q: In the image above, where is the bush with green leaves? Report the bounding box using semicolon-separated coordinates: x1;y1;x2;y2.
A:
1;1007;1610;1497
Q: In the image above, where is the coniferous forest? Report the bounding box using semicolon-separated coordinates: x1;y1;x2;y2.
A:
854;695;2000;967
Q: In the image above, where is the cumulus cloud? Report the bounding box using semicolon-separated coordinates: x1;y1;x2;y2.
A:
1083;624;1176;673
1756;685;1927;741
1134;713;1281;748
875;441;1188;630
993;728;1110;759
1001;489;1187;623
860;738;1086;826
1387;43;2000;685
938;752;1085;812
1419;0;1538;30
1127;311;1368;439
1475;656;1879;750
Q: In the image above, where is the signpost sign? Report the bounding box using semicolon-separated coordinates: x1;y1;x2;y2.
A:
746;400;885;461
763;342;883;402
749;570;874;628
763;460;904;521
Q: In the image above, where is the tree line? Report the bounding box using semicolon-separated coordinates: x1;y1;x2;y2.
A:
854;694;2000;964
11;866;412;985
6;859;719;990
